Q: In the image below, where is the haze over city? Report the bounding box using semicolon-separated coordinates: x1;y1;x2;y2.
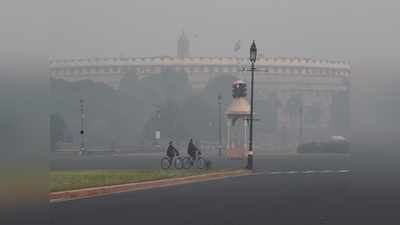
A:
1;0;400;224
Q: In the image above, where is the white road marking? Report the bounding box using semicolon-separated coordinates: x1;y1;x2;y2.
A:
267;169;351;176
287;171;298;174
269;171;283;175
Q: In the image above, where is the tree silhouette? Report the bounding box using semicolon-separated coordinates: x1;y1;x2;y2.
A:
50;113;66;151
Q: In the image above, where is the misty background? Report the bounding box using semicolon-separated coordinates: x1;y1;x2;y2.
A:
2;0;399;145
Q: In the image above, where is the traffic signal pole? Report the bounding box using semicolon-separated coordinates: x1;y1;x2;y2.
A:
80;98;86;155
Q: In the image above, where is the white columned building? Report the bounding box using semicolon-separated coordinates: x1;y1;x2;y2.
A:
225;97;251;159
49;35;351;151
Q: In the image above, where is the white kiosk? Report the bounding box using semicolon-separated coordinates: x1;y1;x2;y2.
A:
225;80;251;159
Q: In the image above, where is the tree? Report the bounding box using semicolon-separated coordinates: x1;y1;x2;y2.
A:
200;74;240;140
160;68;192;104
50;113;66;151
118;69;193;144
137;69;192;104
51;78;121;146
255;96;279;133
203;74;239;107
141;100;188;143
179;94;215;141
118;70;140;96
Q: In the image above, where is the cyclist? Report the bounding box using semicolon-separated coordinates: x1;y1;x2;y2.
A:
187;139;201;161
166;141;179;163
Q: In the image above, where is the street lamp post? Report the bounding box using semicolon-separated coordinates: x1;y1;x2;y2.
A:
217;93;223;157
247;40;257;170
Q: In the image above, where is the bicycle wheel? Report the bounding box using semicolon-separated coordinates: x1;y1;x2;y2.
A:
161;157;171;169
174;157;183;169
183;157;193;169
195;157;206;169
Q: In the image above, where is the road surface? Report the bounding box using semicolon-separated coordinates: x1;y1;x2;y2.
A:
51;146;400;225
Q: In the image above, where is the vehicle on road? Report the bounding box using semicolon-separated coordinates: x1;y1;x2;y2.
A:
297;136;350;153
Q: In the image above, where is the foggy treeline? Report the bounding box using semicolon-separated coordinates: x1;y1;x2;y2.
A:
1;59;399;153
50;70;239;148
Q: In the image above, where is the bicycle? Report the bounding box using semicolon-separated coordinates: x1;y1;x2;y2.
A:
161;155;183;169
183;151;206;169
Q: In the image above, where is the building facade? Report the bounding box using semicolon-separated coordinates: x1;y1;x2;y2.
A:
49;35;350;151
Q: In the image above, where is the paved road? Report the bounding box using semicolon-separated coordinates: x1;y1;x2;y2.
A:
51;151;350;171
51;147;400;225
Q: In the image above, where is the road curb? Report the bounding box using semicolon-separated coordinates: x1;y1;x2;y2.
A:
50;170;251;202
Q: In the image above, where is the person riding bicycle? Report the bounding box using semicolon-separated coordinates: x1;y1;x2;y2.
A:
166;141;179;162
187;139;201;161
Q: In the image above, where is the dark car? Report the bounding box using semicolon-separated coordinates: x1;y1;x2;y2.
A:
298;136;350;153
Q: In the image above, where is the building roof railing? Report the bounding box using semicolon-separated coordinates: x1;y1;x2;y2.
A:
49;56;350;70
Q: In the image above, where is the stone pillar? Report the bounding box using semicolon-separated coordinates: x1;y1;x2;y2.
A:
322;91;332;129
227;119;232;149
243;119;248;149
277;90;290;131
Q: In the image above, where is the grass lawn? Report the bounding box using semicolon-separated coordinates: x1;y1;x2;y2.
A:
50;169;221;192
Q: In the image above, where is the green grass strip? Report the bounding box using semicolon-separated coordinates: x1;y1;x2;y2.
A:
50;169;221;192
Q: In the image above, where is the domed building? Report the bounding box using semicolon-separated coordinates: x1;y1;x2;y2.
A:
49;32;350;151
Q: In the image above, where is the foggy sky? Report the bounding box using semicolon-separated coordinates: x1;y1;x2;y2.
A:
1;0;399;60
2;0;399;136
1;2;399;222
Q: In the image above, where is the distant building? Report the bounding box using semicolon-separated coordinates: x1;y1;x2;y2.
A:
177;30;190;58
49;33;351;150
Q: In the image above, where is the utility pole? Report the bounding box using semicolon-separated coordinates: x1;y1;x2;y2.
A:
217;93;223;157
79;98;86;155
154;104;161;147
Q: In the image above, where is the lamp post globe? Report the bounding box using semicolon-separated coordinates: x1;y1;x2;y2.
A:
250;40;257;63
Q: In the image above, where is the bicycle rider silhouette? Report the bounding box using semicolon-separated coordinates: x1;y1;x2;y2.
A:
187;139;201;161
166;141;179;163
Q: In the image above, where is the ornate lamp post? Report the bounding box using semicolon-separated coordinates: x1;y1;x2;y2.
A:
247;40;257;170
